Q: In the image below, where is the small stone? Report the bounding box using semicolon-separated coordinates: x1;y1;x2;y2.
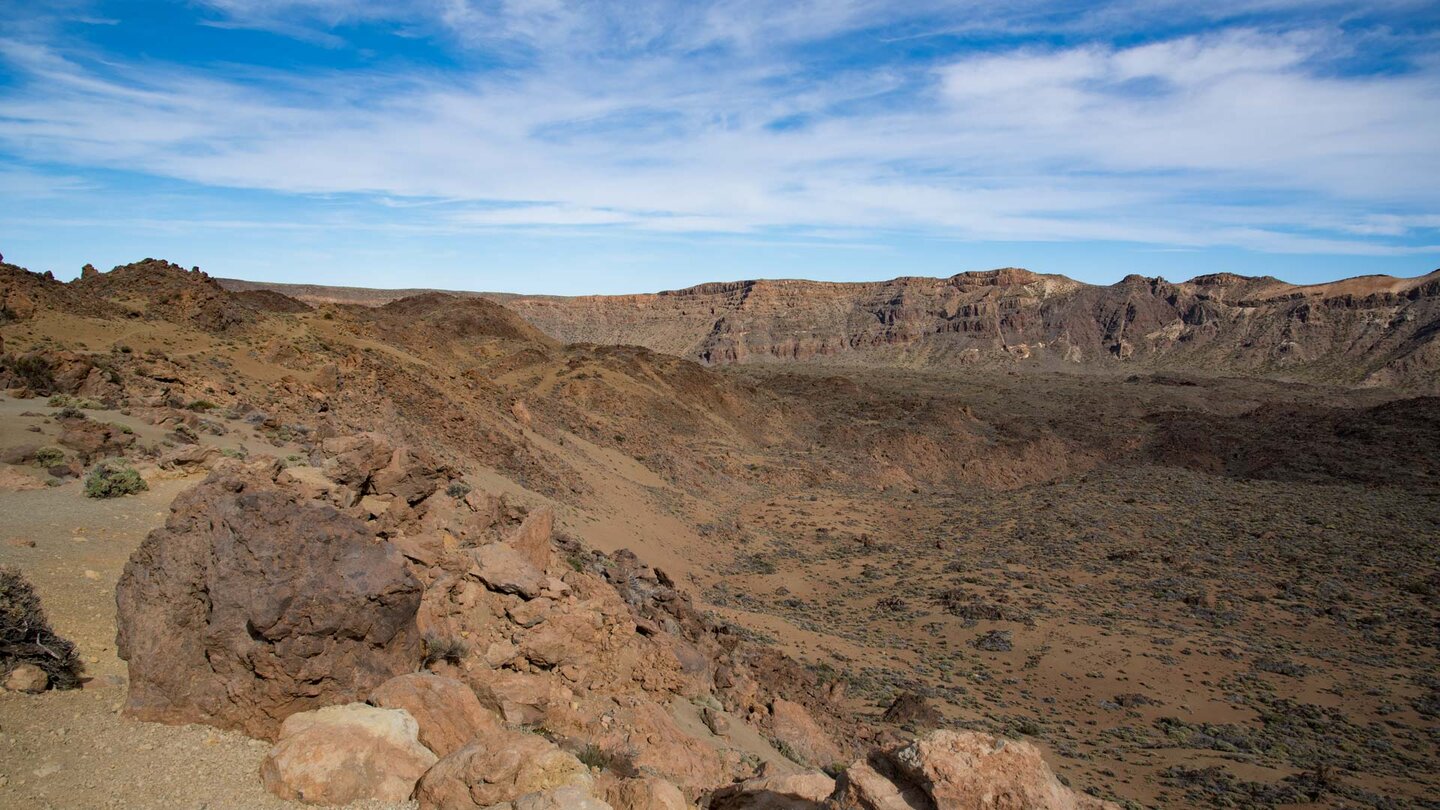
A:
4;663;50;693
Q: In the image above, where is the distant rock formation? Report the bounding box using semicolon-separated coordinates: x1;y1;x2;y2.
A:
218;267;1440;390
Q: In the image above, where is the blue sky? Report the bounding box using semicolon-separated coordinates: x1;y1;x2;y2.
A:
1;1;1438;294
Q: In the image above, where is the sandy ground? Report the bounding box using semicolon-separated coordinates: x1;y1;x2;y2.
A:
0;397;410;809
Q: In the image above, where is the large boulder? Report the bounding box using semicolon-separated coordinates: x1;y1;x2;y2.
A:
320;432;393;488
414;726;594;809
769;699;844;769
839;730;1118;810
370;445;446;505
470;543;545;598
58;418;134;462
260;703;438;805
370;672;503;757
115;471;423;739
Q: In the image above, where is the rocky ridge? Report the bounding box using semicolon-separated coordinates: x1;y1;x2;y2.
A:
223;267;1440;390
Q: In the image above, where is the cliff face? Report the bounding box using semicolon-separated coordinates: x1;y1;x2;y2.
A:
219;267;1440;390
494;268;1440;389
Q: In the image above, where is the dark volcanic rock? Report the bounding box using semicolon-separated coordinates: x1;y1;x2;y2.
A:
114;469;423;740
882;692;944;731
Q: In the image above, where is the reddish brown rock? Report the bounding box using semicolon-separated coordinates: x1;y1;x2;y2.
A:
709;769;835;810
466;669;556;725
320;432;393;488
881;693;943;732
58;418;134;462
506;506;554;572
371;445;445;505
260;703;437;805
369;672;503;758
849;730;1119;810
606;777;688;810
114;471;423;739
413;726;594;810
831;755;930;810
157;443;220;470
769;699;844;769
470;542;544;599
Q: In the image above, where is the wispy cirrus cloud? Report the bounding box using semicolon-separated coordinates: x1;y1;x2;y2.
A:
0;0;1438;288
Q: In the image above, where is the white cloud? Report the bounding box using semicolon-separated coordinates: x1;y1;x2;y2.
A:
0;3;1438;258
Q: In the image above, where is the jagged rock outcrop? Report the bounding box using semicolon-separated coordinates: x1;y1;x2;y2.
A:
73;259;260;331
114;465;424;739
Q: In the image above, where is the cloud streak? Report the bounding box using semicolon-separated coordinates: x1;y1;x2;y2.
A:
1;0;1438;269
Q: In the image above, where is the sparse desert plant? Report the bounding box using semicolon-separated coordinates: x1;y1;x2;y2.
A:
8;354;55;392
421;634;469;667
576;742;612;770
186;399;217;411
0;566;84;690
446;480;472;499
573;742;639;776
54;406;86;420
84;461;148;498
33;446;65;467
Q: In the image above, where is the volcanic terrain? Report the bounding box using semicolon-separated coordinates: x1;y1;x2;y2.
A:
1;259;1436;809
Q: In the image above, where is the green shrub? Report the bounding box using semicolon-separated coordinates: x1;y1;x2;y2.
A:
33;447;64;467
84;461;148;499
50;395;100;409
0;566;84;690
186;400;217;412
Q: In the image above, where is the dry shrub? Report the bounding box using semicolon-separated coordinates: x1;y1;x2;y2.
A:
0;566;84;689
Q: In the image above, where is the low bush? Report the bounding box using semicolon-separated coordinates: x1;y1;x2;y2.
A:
8;354;55;392
84;461;148;498
33;447;65;467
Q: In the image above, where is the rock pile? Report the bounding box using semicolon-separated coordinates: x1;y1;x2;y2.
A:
113;430;1113;809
